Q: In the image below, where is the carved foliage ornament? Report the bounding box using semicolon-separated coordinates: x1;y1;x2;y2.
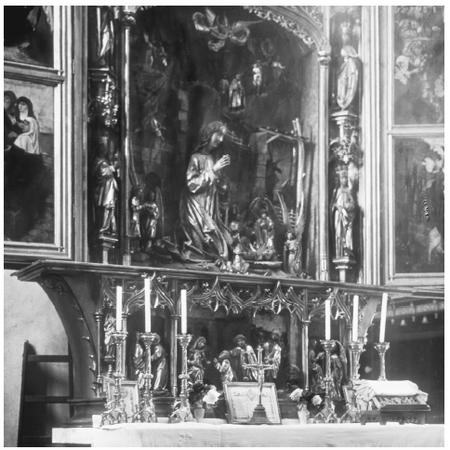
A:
244;6;316;49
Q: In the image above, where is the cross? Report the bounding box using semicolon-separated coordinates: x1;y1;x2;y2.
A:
243;346;274;407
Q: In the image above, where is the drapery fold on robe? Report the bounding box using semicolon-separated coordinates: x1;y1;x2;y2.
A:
179;152;231;260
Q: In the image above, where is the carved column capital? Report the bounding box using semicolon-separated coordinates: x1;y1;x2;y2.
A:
120;6;139;27
318;47;331;65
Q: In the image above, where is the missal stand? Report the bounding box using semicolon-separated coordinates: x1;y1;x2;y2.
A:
243;346;275;425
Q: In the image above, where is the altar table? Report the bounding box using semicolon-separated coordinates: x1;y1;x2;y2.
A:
53;420;444;447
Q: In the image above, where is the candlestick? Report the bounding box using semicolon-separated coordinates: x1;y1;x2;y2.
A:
315;339;338;423
170;333;193;423
134;332;157;422
352;295;359;342
101;330;128;425
339;340;365;423
144;277;151;333
379;294;388;343
180;289;187;334
324;299;331;340
116;285;123;332
374;341;390;381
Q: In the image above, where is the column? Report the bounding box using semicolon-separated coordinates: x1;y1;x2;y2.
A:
119;7;135;265
360;6;381;284
301;319;310;390
317;48;331;281
170;280;179;397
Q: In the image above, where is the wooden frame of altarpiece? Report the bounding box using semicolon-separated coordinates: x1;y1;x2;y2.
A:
4;6;88;264
14;260;444;404
380;6;444;287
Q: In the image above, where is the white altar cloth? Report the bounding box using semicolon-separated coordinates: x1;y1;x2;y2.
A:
52;421;444;447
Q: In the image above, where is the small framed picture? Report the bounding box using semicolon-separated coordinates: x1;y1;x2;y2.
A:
223;382;281;424
103;377;140;421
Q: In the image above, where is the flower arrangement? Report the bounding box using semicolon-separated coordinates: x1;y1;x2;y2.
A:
289;388;324;423
188;381;211;409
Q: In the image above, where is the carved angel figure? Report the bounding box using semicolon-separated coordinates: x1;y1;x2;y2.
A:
192;7;259;52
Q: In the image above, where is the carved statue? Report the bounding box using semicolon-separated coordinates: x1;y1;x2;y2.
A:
228;74;245;111
187;336;209;383
104;311;116;359
214;350;235;386
151;333;168;391
331;166;356;259
254;209;276;261
283;230;299;274
130;185;161;253
308;338;325;393
133;332;146;389
262;334;282;382
192;7;258;52
94;136;119;235
229;334;258;381
329;340;348;402
336;45;359;110
252;61;263;95
179;121;232;261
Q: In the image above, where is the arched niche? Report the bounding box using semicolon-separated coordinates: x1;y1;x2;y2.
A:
125;5;330;278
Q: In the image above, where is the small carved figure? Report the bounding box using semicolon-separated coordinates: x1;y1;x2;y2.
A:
188;336;209;383
228;74;245;111
219;78;229;107
284;230;299;274
308;339;325;393
331;166;356;258
94;136;119;235
151;333;168;391
329;340;348;402
336;45;359;110
133;332;146;389
130;185;160;253
103;311;116;359
266;329;282;381
252;61;263;95
214;350;235;386
254;209;276;260
230;334;257;381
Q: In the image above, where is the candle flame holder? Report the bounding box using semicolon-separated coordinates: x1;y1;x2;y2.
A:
101;330;128;425
133;332;158;422
169;333;193;423
314;339;338;423
374;342;390;381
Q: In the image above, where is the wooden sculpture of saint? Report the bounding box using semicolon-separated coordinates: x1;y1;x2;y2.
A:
179;121;232;261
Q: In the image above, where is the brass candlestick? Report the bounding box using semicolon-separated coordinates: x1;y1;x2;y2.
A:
134;332;157;422
169;333;193;422
101;330;128;425
349;341;364;382
339;341;364;423
314;339;338;423
374;342;390;381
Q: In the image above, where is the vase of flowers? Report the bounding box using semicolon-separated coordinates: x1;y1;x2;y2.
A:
289;388;324;423
188;381;218;422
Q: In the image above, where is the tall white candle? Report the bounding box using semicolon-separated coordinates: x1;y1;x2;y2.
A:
352;295;359;342
180;289;187;334
379;293;388;342
116;285;123;332
325;299;331;340
144;277;151;333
